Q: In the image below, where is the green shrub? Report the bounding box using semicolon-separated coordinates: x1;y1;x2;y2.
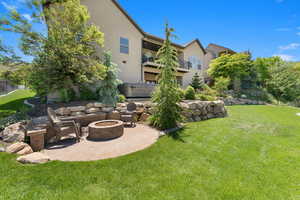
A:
178;88;185;100
58;88;76;103
202;84;218;97
214;77;230;96
185;86;196;100
196;93;216;101
79;86;97;101
118;94;126;103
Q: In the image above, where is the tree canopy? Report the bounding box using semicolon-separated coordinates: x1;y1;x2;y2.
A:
0;0;106;97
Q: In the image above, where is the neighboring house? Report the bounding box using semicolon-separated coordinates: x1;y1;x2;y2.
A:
203;43;236;81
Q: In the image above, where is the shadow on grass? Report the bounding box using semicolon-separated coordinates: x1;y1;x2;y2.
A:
167;126;190;143
0;98;31;112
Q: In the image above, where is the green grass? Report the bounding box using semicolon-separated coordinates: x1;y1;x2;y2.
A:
0;105;300;200
0;89;35;119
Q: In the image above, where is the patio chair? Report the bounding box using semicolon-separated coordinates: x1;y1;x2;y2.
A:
120;102;137;127
47;107;81;143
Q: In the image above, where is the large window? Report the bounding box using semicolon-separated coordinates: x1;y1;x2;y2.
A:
188;56;202;70
120;37;129;54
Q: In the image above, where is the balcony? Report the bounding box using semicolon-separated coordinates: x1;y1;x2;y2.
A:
142;55;191;72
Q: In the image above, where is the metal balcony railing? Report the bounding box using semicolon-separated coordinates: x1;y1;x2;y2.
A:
142;55;192;70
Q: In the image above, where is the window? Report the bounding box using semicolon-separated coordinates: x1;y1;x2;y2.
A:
120;37;129;54
188;56;202;70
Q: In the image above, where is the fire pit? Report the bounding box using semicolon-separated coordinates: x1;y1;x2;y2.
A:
88;120;124;140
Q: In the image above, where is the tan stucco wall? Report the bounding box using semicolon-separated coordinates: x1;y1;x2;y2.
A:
203;52;215;78
81;0;144;83
182;42;205;87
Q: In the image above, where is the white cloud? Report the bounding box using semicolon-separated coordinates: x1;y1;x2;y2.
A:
279;43;300;50
273;54;296;61
1;2;16;10
22;14;32;21
275;28;291;32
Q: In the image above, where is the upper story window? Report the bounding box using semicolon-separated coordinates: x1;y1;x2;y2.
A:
188;56;202;70
120;37;129;54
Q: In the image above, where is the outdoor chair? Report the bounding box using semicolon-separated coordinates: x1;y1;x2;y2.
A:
120;102;137;127
47;107;81;143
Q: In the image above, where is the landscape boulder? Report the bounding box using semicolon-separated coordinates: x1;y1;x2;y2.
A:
17;152;50;164
69;106;86;112
6;142;31;154
0;122;26;143
55;107;71;116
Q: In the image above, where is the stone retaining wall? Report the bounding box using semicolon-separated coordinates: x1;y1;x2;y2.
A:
53;100;228;123
220;97;266;106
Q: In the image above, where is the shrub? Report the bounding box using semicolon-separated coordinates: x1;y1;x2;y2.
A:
0;112;29;131
79;86;97;101
196;93;216;101
58;88;76;103
184;86;196;100
214;77;230;97
178;88;185;100
118;94;126;103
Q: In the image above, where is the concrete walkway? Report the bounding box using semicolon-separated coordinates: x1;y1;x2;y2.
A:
43;124;159;162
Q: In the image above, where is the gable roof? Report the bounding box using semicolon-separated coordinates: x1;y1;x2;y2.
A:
184;39;207;54
206;43;235;54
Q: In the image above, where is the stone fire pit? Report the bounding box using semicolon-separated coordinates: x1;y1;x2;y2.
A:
88;120;124;140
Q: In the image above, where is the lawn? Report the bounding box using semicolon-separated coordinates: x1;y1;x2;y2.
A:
0;89;35;119
0;105;299;200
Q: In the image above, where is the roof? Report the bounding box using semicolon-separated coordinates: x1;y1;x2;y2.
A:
184;39;207;54
206;43;236;53
44;0;207;54
112;0;207;53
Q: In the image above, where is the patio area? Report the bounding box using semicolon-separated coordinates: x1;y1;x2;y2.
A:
43;124;159;162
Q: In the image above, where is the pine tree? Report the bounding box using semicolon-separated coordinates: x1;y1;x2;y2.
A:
150;24;182;130
97;52;122;106
190;73;204;90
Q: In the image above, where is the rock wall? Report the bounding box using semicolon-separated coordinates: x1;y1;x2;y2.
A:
219;97;266;106
53;100;228;123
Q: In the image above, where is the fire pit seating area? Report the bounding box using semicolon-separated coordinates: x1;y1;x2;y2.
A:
21;100;227;152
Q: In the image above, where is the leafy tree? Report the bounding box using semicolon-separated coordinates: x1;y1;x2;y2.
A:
208;53;253;91
0;0;106;98
97;52;122;106
0;64;31;86
266;62;300;103
190;73;204;90
0;39;21;65
253;56;283;86
150;24;182;130
214;77;230;96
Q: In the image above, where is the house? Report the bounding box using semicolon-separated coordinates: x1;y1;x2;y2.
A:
46;0;235;98
79;0;209;97
203;43;236;82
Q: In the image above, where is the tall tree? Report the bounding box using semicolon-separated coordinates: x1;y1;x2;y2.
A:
0;0;106;98
150;24;182;130
97;52;122;106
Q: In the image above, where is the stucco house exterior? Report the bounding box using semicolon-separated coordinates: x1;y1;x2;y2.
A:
46;0;235;98
80;0;210;96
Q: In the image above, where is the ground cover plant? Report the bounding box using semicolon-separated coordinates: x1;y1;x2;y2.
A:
0;104;299;200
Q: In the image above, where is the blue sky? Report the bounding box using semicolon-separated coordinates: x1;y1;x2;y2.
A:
1;0;300;62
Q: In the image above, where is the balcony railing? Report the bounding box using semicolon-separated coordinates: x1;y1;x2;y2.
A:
142;55;192;70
